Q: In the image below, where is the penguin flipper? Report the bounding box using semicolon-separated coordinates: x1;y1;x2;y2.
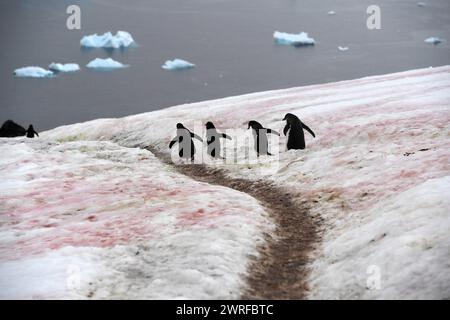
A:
169;137;178;149
222;133;232;140
191;132;203;142
267;128;280;136
302;123;315;138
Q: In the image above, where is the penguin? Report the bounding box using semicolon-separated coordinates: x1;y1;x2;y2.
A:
282;113;315;150
169;123;203;161
26;124;39;138
247;120;280;156
205;121;232;159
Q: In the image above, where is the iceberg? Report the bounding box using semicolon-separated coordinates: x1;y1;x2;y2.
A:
424;37;442;44
273;31;315;46
14;66;53;78
327;11;336;15
48;63;80;73
80;31;135;49
338;46;349;51
162;59;195;70
86;58;128;70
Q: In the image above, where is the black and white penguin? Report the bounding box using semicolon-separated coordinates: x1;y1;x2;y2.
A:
205;121;232;159
247;120;280;156
26;124;39;138
282;113;315;150
169;123;203;161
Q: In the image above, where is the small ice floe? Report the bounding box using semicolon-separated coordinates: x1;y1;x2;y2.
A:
86;58;128;70
162;59;195;70
14;66;53;78
327;11;336;15
417;2;426;7
80;31;136;49
338;46;349;51
273;31;315;46
424;37;442;45
48;63;80;73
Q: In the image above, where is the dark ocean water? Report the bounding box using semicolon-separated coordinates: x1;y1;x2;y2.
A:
1;0;449;130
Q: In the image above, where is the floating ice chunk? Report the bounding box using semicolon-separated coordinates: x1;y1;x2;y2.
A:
162;59;195;70
48;63;80;73
80;31;135;49
424;37;442;45
327;11;336;15
417;2;426;7
338;46;349;51
14;66;53;78
273;31;315;46
86;58;128;70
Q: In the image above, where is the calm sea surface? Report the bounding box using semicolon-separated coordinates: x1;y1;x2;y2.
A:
1;0;449;130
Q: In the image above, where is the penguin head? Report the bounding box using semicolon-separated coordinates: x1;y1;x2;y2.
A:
205;121;215;130
27;124;34;130
247;120;263;130
176;123;184;129
283;113;300;124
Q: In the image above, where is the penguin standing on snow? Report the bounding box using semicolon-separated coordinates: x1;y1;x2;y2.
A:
247;120;280;156
26;124;39;138
169;123;203;161
282;113;315;150
205;121;232;159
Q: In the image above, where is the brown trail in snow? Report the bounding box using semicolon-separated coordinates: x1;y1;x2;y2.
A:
146;146;320;299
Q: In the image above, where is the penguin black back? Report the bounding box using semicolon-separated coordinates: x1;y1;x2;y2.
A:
282;113;315;150
205;121;231;159
247;120;279;156
169;123;203;161
26;124;39;138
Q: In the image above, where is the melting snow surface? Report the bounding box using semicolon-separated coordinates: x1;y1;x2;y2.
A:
0;140;271;299
80;31;135;49
2;66;450;299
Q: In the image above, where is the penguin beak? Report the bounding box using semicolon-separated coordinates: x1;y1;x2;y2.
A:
282;115;286;121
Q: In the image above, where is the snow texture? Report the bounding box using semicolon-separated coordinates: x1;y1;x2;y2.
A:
80;31;135;49
273;31;315;46
162;59;195;70
0;140;271;299
48;63;80;73
86;58;127;70
2;66;450;299
14;66;53;78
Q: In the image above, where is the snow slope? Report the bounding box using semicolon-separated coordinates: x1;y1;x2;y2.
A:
0;139;271;299
2;66;449;299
